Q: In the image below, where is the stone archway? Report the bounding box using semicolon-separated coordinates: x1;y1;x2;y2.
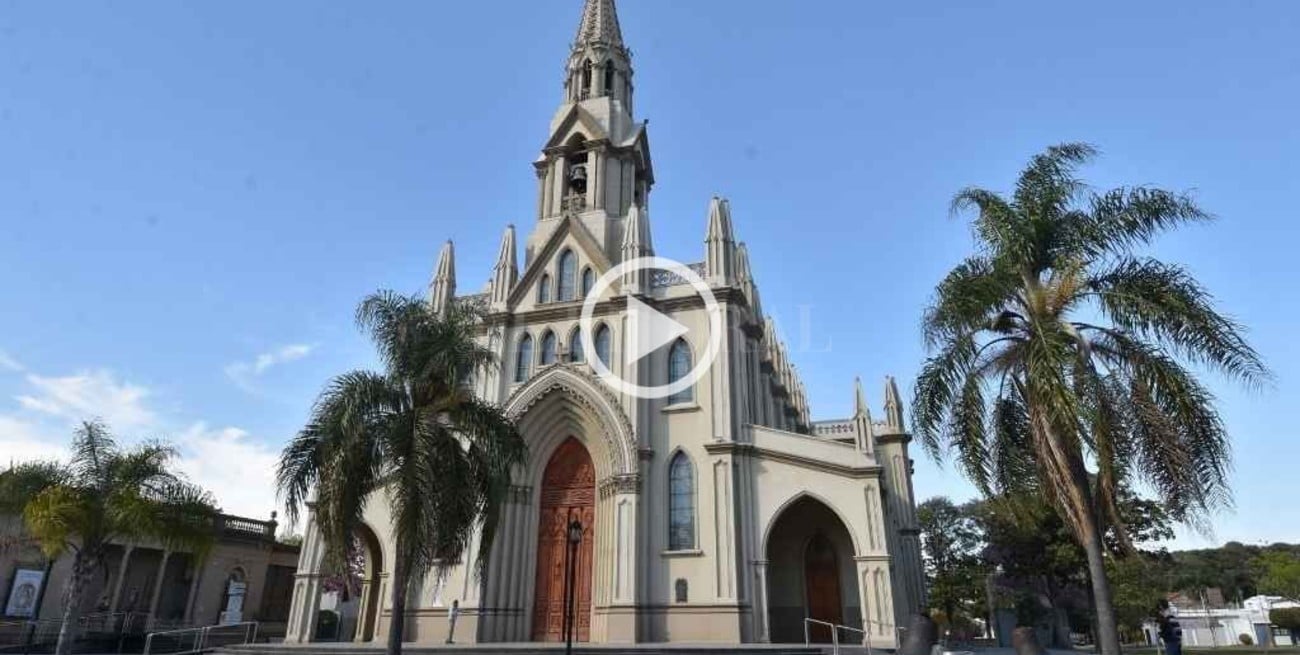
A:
765;496;862;643
532;437;595;642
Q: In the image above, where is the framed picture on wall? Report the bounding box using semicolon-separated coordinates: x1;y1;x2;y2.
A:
4;568;46;618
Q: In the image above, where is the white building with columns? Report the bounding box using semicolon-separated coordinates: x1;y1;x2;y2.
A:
284;0;925;646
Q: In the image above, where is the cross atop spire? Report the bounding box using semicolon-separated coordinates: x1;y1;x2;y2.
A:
575;0;625;50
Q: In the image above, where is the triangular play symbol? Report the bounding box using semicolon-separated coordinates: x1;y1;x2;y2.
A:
625;296;689;365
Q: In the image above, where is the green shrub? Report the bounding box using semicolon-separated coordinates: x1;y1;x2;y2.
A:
1238;633;1253;646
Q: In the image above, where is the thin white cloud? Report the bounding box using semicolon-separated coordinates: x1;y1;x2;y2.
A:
16;370;155;429
225;343;316;392
0;350;23;372
1;365;283;521
175;422;282;520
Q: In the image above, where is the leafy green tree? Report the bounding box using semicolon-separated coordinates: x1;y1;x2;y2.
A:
1255;549;1300;602
277;292;526;655
913;143;1269;655
918;497;987;632
0;422;217;655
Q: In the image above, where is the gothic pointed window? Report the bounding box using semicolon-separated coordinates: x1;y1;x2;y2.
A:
541;331;557;366
581;59;593;99
558;250;577;301
668;339;693;405
515;334;533;383
569;329;585;364
604;63;615;98
668;452;695;551
581;267;595;298
594;324;611;367
538;273;552;304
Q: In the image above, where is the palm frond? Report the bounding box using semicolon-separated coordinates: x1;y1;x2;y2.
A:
1088;257;1270;385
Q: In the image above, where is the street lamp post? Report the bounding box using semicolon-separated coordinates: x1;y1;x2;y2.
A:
564;518;583;655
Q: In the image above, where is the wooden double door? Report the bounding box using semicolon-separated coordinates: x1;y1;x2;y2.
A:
532;438;595;642
805;532;843;643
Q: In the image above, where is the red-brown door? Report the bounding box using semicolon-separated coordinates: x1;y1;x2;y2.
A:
532;438;595;642
805;532;842;643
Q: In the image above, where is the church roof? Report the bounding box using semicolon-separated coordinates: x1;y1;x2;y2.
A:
575;0;625;49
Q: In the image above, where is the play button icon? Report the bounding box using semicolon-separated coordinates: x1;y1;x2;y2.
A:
625;295;690;365
580;256;723;400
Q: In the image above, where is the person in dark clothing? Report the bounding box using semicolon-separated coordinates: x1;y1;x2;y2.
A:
1156;599;1183;655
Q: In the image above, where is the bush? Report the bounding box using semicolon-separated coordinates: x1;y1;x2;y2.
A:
1239;633;1253;646
1272;607;1300;631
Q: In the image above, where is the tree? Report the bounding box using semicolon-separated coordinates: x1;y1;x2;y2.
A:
918;497;986;633
0;422;217;655
277;292;526;655
913;143;1269;655
1255;549;1300;602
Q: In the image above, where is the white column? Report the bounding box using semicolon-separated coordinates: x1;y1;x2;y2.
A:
754;560;770;643
146;550;172;628
108;544;135;614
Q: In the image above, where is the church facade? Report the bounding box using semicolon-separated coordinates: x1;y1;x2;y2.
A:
283;0;925;646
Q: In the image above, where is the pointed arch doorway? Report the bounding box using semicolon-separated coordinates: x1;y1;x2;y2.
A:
532;437;595;642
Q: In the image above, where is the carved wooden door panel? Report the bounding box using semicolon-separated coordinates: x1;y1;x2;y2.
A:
532;438;595;642
805;532;842;643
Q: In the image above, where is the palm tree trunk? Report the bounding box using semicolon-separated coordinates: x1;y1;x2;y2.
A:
385;544;409;655
54;554;93;655
1080;515;1122;655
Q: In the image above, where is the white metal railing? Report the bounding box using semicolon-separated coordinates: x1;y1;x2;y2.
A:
804;617;873;655
143;621;258;655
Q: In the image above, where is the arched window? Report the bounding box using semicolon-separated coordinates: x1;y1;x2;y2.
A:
557;250;577;301
604;63;615;96
569;329;585;363
594;324;611;367
540;331;557;366
581;59;593;98
515;334;533;383
668;339;693;404
668;452;695;550
538;274;552;304
580;267;595;298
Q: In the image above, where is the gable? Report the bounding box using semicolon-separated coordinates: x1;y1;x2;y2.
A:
509;215;618;311
544;105;609;150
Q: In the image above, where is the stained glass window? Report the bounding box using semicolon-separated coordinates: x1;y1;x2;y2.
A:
541;331;557;366
558;250;577;301
515;334;533;383
594;325;611;367
669;452;695;550
569;329;585;363
668;339;693;405
538;274;552;304
581;267;595;298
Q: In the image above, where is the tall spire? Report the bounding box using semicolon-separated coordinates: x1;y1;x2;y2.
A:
489;225;517;310
575;0;625;50
853;377;875;454
429;240;456;316
620;203;653;293
705;197;737;287
884;375;905;430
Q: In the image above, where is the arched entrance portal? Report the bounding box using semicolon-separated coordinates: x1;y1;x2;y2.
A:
532;437;595;642
766;496;862;643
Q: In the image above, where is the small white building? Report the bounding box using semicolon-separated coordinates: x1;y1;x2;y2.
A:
1144;595;1298;648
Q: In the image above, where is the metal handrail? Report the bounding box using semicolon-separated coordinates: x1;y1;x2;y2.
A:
804;617;874;655
143;621;258;655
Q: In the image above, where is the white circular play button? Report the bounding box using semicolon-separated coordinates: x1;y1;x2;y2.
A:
579;256;722;400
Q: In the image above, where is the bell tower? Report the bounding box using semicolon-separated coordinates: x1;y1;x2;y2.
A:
529;0;654;264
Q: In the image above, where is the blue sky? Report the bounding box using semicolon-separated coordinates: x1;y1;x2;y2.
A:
1;1;1296;547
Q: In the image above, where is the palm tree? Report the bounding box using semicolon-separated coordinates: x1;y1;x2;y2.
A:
0;422;217;655
913;143;1269;655
277;291;526;655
